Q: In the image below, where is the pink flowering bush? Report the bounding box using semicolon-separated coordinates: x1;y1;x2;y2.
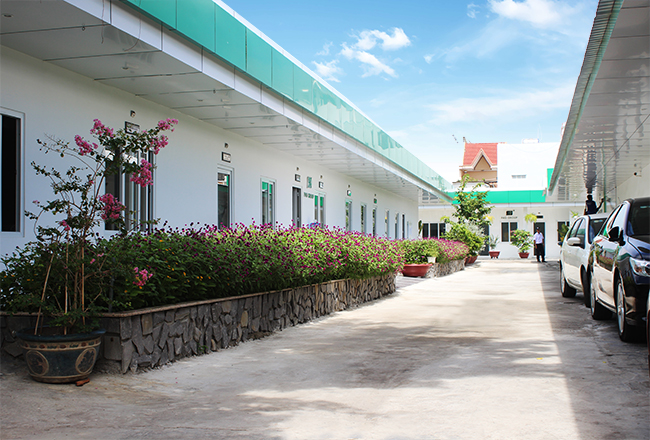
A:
103;223;403;311
1;118;178;333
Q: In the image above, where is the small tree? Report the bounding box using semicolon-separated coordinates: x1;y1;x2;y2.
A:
442;175;493;256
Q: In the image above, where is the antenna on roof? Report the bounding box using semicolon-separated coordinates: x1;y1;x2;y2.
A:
452;135;458;143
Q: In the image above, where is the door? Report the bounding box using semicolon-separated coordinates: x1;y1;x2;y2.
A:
534;221;546;259
292;187;301;227
217;170;231;229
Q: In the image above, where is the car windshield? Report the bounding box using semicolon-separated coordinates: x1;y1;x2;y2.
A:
627;202;650;237
589;218;606;243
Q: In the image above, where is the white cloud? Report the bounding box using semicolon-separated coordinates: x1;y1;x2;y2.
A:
428;83;575;124
354;28;411;51
316;42;333;57
312;60;343;82
340;44;397;78
467;3;480;18
488;0;579;29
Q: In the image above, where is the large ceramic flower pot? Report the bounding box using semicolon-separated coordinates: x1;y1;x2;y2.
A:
519;252;529;259
401;263;433;277
16;328;105;383
465;256;478;264
489;251;500;259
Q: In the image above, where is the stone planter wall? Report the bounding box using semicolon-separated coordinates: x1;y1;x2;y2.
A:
2;274;395;373
425;259;465;278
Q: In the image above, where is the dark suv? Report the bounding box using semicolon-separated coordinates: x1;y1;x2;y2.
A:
588;197;650;342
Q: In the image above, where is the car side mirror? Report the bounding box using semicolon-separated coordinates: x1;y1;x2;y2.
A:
608;226;624;244
567;237;581;247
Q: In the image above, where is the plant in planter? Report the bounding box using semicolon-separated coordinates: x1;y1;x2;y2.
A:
442;221;484;263
398;239;439;277
487;235;500;259
510;229;533;258
0;118;178;383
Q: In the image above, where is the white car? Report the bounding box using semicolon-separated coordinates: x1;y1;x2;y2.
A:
559;213;609;304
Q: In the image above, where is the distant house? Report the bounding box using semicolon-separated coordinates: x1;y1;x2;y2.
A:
459;142;499;187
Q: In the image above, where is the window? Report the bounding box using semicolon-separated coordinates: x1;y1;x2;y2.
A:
557;220;570;242
394;213;399;239
372;207;377;237
261;179;275;226
1;113;21;232
345;199;352;231
217;170;231;229
105;151;154;232
314;193;325;226
422;223;446;238
501;222;518;242
385;210;390;238
401;214;406;239
360;203;367;234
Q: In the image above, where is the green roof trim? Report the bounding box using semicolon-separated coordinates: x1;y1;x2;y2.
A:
446;190;546;204
120;0;452;197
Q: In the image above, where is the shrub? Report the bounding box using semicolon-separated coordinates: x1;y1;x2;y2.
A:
91;224;403;311
442;222;484;256
429;238;470;264
510;229;533;252
398;239;439;264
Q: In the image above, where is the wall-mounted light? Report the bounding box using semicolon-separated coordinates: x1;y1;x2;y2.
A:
224;143;229;149
295;174;301;182
318;181;324;189
130;110;136;118
347;190;352;197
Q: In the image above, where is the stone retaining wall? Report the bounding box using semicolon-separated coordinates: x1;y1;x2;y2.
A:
425;260;465;278
2;274;395;373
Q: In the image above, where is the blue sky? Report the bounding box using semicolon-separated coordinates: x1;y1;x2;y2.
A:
223;0;598;183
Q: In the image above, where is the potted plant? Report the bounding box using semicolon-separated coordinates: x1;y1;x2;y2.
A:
510;229;533;259
1;118;177;383
487;235;500;258
399;239;438;277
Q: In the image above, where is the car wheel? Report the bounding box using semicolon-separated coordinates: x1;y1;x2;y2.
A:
616;276;637;342
560;265;576;298
590;273;611;320
582;269;591;307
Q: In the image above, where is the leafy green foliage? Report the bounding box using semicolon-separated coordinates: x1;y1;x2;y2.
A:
510;229;533;252
442;223;484;257
2;224;404;313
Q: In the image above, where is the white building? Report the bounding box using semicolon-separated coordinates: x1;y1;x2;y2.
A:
0;0;453;257
420;141;587;260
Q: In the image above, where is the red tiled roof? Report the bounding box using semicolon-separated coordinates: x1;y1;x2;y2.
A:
462;142;498;167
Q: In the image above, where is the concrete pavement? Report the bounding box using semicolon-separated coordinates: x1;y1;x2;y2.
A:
1;259;648;439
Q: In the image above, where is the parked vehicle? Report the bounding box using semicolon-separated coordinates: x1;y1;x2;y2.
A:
588;197;650;342
559;213;609;301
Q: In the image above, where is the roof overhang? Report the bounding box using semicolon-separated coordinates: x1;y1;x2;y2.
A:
0;0;453;203
549;0;649;198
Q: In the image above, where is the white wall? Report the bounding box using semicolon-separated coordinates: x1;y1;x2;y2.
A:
419;202;583;260
1;48;417;257
497;142;559;191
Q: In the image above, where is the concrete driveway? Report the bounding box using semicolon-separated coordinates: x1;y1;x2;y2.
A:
1;259;648;439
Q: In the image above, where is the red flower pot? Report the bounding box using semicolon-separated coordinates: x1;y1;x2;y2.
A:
488;251;500;259
401;263;433;277
465;256;478;264
519;252;529;259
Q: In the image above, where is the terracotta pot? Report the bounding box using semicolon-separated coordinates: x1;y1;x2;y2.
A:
519;252;529;259
401;263;433;277
16;328;105;384
489;250;500;259
465;256;478;264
